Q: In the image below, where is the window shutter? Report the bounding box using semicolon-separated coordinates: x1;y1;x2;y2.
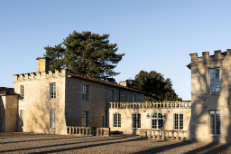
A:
86;86;88;101
50;110;56;128
82;85;85;100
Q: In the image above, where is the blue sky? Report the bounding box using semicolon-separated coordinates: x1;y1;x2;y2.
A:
1;0;231;100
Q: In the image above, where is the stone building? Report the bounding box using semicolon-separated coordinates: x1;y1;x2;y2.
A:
188;49;231;143
12;57;144;134
0;87;19;132
2;49;231;143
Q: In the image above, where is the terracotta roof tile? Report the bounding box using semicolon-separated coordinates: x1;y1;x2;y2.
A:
67;72;145;93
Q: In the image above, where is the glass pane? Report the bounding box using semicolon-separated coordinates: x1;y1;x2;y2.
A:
210;69;215;93
175;114;178;129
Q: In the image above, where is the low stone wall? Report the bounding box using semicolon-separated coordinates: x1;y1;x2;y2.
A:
67;126;110;137
140;129;188;141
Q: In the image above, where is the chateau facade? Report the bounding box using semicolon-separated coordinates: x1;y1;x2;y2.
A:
1;49;231;143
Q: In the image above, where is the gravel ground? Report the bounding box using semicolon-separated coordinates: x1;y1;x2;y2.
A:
0;132;231;154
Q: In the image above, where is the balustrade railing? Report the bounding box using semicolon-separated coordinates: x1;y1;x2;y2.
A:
67;126;110;137
108;101;191;109
140;129;187;141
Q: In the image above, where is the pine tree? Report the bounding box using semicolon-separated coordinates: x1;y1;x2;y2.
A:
44;31;125;82
127;70;182;101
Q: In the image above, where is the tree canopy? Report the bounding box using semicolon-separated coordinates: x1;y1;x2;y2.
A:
44;31;125;82
127;70;182;101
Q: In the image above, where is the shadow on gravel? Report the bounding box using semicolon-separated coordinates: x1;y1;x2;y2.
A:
28;136;145;154
133;141;231;154
0;134;138;153
132;141;193;154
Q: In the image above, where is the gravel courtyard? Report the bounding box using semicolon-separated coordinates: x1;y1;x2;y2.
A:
0;132;231;154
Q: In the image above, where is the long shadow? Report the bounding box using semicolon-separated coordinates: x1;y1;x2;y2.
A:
0;136;92;145
132;141;193;154
0;135;137;153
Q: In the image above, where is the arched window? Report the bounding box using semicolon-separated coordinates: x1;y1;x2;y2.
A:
113;113;121;127
152;113;163;129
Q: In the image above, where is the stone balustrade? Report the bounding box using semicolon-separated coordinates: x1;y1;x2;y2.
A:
108;101;191;109
140;129;187;141
67;126;110;137
67;126;92;135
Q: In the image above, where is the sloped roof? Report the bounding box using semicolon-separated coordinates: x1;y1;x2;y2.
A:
67;72;144;93
0;87;19;96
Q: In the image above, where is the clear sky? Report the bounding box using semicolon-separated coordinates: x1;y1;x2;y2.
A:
1;0;231;100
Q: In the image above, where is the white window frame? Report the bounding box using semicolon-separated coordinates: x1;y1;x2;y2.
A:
113;113;121;128
209;110;221;136
20;84;25;100
174;113;183;130
50;110;56;128
110;90;114;102
50;83;56;99
209;68;220;94
152;113;163;130
132;113;141;129
82;85;89;101
133;94;136;102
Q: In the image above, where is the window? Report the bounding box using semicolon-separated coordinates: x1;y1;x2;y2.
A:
210;68;220;93
102;116;105;127
113;113;121;128
20;109;24;127
125;93;128;102
82;85;88;101
210;111;220;135
174;114;183;130
110;90;114;102
133;94;136;102
50;83;56;99
132;113;141;128
50;110;56;128
152;113;163;129
82;111;89;127
20;85;24;100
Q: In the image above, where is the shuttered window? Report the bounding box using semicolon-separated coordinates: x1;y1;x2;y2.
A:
50;110;56;128
210;69;220;93
110;90;114;102
20;109;24;127
82;111;89;127
82;85;89;101
20;85;24;100
210;111;220;135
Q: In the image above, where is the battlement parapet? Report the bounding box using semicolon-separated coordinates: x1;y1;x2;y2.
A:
14;69;67;81
190;49;231;63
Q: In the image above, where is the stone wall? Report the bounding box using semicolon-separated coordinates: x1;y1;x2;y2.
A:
65;77;144;128
0;95;18;132
109;102;191;136
14;69;67;134
189;49;231;143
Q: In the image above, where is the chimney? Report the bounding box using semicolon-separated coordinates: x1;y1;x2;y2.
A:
36;57;50;72
119;81;127;87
